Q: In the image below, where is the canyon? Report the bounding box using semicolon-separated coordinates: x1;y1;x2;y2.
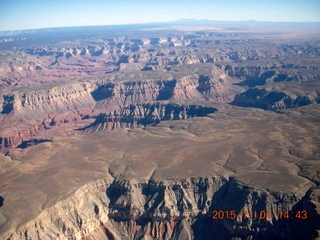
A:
0;21;319;239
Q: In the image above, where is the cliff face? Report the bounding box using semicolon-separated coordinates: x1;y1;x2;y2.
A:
231;88;316;112
261;187;320;240
0;72;233;120
224;63;320;86
93;72;235;108
3;177;316;240
0;82;96;121
84;103;217;133
0;82;96;152
0;123;44;150
0;72;234;151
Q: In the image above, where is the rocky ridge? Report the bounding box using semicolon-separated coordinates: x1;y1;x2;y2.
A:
84;103;217;133
232;88;317;112
0;70;234;152
1;177;318;240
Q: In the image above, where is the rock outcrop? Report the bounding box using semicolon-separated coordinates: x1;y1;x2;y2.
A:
2;177;317;240
93;71;235;108
260;187;320;240
0;71;234;151
231;88;315;112
84;103;217;132
0;82;96;152
0;82;96;121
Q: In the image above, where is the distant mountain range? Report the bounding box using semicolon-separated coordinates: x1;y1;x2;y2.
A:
1;18;319;36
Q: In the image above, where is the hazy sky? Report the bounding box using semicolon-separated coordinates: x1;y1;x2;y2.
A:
0;0;320;31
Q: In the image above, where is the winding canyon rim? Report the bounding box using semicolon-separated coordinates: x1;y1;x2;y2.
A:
0;20;320;240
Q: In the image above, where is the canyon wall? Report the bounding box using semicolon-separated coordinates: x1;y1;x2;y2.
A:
2;177;317;240
232;88;317;112
0;82;96;121
84;103;217;132
0;72;234;152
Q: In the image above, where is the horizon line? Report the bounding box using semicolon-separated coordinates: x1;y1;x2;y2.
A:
1;18;320;32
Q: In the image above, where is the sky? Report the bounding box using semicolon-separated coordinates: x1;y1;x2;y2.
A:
0;0;320;31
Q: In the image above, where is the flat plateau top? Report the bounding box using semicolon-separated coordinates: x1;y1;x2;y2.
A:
0;103;319;232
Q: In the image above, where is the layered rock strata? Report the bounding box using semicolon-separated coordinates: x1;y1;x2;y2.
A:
232;88;316;112
84;103;217;133
0;71;234;152
1;177;318;240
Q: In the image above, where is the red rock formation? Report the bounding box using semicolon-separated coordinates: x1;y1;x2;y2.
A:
0;71;236;151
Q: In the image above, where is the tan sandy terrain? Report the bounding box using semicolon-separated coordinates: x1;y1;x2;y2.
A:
0;103;319;237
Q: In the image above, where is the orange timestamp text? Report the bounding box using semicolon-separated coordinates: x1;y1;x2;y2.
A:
212;210;308;220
